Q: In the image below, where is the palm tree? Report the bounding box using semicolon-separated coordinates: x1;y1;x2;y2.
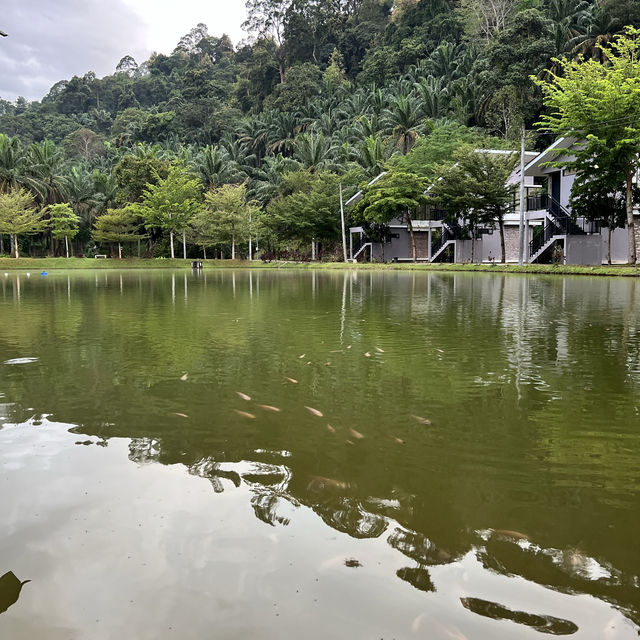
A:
292;132;334;172
249;155;301;206
0;134;39;194
350;114;385;141
194;145;241;190
548;0;594;55
263;111;299;155
67;166;98;227
428;41;466;83
354;136;396;177
237;117;268;165
92;170;118;218
383;95;424;155
220;135;255;176
26;140;70;206
414;76;451;119
337;91;372;121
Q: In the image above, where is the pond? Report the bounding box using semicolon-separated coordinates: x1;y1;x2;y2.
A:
0;269;638;639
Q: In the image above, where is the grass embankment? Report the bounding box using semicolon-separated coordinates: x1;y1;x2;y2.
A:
0;257;639;277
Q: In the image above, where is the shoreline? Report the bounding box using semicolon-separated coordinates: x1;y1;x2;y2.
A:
0;257;639;277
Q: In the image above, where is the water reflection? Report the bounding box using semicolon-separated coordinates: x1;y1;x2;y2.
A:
0;270;639;636
461;597;579;635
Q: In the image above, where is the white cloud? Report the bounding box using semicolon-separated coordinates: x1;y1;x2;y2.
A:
121;0;247;54
0;0;247;101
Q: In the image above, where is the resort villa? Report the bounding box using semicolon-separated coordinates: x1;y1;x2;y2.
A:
349;138;640;265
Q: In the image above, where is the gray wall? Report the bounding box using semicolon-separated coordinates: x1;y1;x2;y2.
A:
456;239;483;262
603;228;629;264
566;234;602;265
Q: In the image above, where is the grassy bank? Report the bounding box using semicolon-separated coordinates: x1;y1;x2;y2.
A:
0;257;639;277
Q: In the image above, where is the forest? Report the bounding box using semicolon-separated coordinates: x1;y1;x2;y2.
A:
0;0;639;259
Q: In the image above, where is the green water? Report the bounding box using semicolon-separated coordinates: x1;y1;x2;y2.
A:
0;269;638;639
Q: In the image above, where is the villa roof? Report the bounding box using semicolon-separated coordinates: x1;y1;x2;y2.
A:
522;137;580;177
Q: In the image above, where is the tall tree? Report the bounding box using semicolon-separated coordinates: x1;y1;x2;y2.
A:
429;148;518;262
203;183;253;259
244;0;292;82
534;27;640;263
570;162;634;265
352;169;428;261
0;188;47;258
93;206;144;259
48;203;80;258
138;166;203;259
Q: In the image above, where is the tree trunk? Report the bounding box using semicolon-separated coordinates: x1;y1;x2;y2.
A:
231;234;235;260
499;217;506;263
182;229;187;259
608;225;612;265
169;230;175;259
406;210;417;262
311;239;316;261
626;169;637;264
118;242;122;259
65;235;69;259
137;239;141;258
203;246;207;260
13;234;19;259
0;233;4;255
471;230;475;263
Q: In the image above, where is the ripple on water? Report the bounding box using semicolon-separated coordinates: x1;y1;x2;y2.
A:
4;358;39;365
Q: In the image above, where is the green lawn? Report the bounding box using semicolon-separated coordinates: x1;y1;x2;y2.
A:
0;257;639;277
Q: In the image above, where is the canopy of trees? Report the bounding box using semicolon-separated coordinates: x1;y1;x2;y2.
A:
0;2;638;260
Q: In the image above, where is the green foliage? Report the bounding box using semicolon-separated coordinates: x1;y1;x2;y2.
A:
352;169;428;225
534;27;640;262
0;2;639;259
0;187;47;257
0;188;46;235
113;150;171;203
266;63;324;112
394;123;506;178
429;147;518;261
48;203;80;240
202;183;255;257
138;165;203;235
93;206;144;246
267;169;359;245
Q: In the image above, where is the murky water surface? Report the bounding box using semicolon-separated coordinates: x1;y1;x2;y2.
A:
0;269;639;639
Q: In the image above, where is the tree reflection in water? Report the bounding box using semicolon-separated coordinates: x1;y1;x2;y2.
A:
461;597;579;635
2;270;640;633
122;438;640;628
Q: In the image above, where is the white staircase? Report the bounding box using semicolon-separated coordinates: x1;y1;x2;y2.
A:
351;242;372;262
530;235;565;264
430;240;455;263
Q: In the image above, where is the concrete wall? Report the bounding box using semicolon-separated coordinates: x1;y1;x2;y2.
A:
600;217;640;264
456;239;483;263
565;234;602;265
479;227;521;262
369;228;433;262
481;230;502;262
603;228;629;264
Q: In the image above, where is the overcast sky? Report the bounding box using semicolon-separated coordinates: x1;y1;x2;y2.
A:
0;0;247;102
